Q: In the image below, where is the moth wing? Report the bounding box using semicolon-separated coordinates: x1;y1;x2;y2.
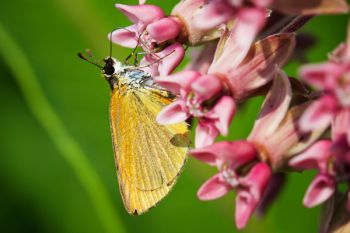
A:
109;87;189;214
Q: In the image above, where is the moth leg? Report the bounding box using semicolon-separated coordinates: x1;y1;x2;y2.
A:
125;30;147;65
133;49;176;70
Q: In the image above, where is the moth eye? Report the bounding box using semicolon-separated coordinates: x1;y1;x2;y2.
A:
104;66;115;76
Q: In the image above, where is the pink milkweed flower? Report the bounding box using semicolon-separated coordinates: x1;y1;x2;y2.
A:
190;141;271;229
290;108;350;208
155;9;266;147
247;68;327;170
110;3;184;76
190;69;324;229
235;163;271;229
155;70;236;147
289;140;337;207
185;42;217;74
139;42;185;76
299;20;350;143
299;63;350;132
192;0;348;31
170;0;225;46
192;0;270;31
155;10;295;147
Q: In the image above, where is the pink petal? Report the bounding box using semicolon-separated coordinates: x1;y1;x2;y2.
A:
190;141;257;168
282;104;330;159
197;173;232;200
260;102;325;170
329;43;347;62
185;43;217;74
335;85;350;107
332;108;350;141
299;95;338;132
236;163;271;229
139;55;159;76
207;96;236;135
193;0;235;30
109;25;138;48
235;190;258;229
289;140;332;171
154;70;201;95
303;174;336;208
299;62;344;90
249;68;292;141
331;135;350;162
227;33;296;100
239;163;272;198
156;100;189;125
191;74;222;101
156;43;185;76
115;4;164;25
171;0;224;45
146;17;181;43
140;55;161;77
195;121;220;148
208;8;266;75
189;148;219;166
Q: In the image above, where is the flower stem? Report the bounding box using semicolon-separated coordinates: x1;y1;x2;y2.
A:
280;15;314;33
0;23;126;233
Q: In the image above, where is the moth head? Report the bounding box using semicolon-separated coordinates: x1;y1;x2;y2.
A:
103;57;115;76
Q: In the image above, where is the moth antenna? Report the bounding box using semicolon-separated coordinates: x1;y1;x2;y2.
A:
78;52;103;69
108;27;136;60
109;30;113;59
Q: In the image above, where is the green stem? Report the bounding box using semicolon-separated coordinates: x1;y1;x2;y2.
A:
0;23;126;233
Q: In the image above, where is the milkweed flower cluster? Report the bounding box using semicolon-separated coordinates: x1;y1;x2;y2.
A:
290;19;350;213
111;0;350;230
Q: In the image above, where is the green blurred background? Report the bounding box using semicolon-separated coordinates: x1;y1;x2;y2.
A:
0;1;348;233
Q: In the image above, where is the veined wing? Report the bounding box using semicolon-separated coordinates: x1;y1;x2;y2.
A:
109;86;189;214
